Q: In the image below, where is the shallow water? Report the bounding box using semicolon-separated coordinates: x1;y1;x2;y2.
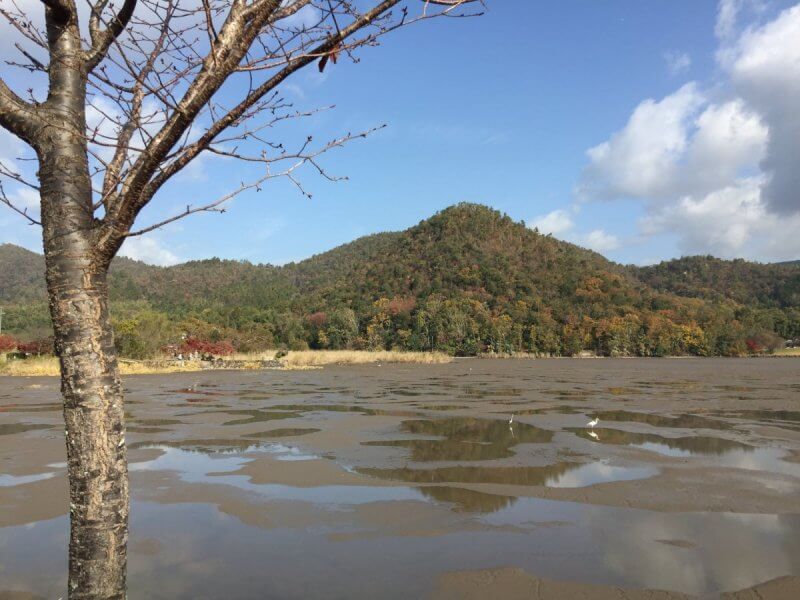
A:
355;461;659;487
1;358;800;598
569;426;752;454
4;499;800;599
362;416;553;461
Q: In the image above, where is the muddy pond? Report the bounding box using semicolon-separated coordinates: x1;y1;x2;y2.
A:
1;358;799;598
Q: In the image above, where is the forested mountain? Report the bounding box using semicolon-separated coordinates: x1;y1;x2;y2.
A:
633;256;800;309
0;243;156;301
0;244;43;302
1;204;798;357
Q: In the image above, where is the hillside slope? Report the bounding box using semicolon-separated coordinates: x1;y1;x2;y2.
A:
288;204;635;311
0;244;45;302
0;243;160;302
1;204;797;356
633;256;800;309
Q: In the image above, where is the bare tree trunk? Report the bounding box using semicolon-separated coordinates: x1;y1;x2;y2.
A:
40;136;129;598
0;2;478;596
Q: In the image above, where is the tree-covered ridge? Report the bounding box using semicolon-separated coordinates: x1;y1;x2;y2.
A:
1;204;797;357
632;255;800;309
0;243;48;302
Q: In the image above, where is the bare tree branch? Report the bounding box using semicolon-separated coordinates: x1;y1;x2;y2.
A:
0;159;41;190
39;0;71;22
124;123;384;235
85;0;139;71
0;181;41;226
0;79;43;146
1;0;480;241
268;0;313;24
1;4;48;49
98;0;287;240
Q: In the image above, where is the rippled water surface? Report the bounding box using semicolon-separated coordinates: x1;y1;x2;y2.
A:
2;358;799;598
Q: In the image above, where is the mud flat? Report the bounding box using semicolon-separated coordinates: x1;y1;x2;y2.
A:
1;358;799;598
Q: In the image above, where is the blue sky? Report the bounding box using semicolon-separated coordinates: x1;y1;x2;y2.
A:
1;0;799;266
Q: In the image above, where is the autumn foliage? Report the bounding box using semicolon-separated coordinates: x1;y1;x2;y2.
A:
16;338;54;355
0;335;19;352
2;205;798;359
0;335;53;355
178;337;235;357
306;312;328;327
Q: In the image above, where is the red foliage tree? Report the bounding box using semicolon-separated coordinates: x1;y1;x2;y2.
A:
0;335;19;352
17;338;54;356
179;337;235;357
306;312;328;327
386;296;417;316
745;338;762;353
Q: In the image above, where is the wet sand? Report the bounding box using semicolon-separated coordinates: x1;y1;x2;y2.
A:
1;358;799;598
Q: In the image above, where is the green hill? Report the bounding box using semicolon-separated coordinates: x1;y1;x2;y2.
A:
0;243;47;303
1;204;797;357
633;256;800;309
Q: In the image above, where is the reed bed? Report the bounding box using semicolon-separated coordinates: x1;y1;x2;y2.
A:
277;350;452;367
0;356;208;377
0;349;452;376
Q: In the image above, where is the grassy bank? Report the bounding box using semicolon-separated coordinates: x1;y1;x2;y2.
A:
277;350;452;367
0;356;214;377
774;347;800;357
0;350;453;377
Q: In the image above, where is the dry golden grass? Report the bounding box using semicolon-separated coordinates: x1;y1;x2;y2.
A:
119;360;209;375
227;351;279;362
774;347;800;357
277;350;452;367
0;356;209;377
0;356;60;376
0;349;451;376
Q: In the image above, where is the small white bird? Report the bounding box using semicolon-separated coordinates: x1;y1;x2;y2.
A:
508;414;514;425
587;417;599;429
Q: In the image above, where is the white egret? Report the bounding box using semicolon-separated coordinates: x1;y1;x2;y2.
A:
587;417;599;429
508;414;514;425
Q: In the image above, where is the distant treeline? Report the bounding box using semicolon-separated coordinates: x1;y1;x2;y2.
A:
2;204;798;358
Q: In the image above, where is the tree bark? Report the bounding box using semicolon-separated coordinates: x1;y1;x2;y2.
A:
39;115;129;600
32;6;130;597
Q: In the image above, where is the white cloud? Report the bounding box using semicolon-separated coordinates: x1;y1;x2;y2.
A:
580;87;766;202
641;178;762;256
277;3;321;29
528;207;621;255
282;82;306;100
664;51;692;75
576;2;800;262
578;83;704;201
725;4;800;215
716;0;744;39
684;99;767;196
641;178;800;261
579;229;621;253
715;0;768;40
529;209;574;235
119;236;180;266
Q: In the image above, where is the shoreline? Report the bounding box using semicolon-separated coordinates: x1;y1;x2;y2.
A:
1;350;797;377
0;350;454;377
